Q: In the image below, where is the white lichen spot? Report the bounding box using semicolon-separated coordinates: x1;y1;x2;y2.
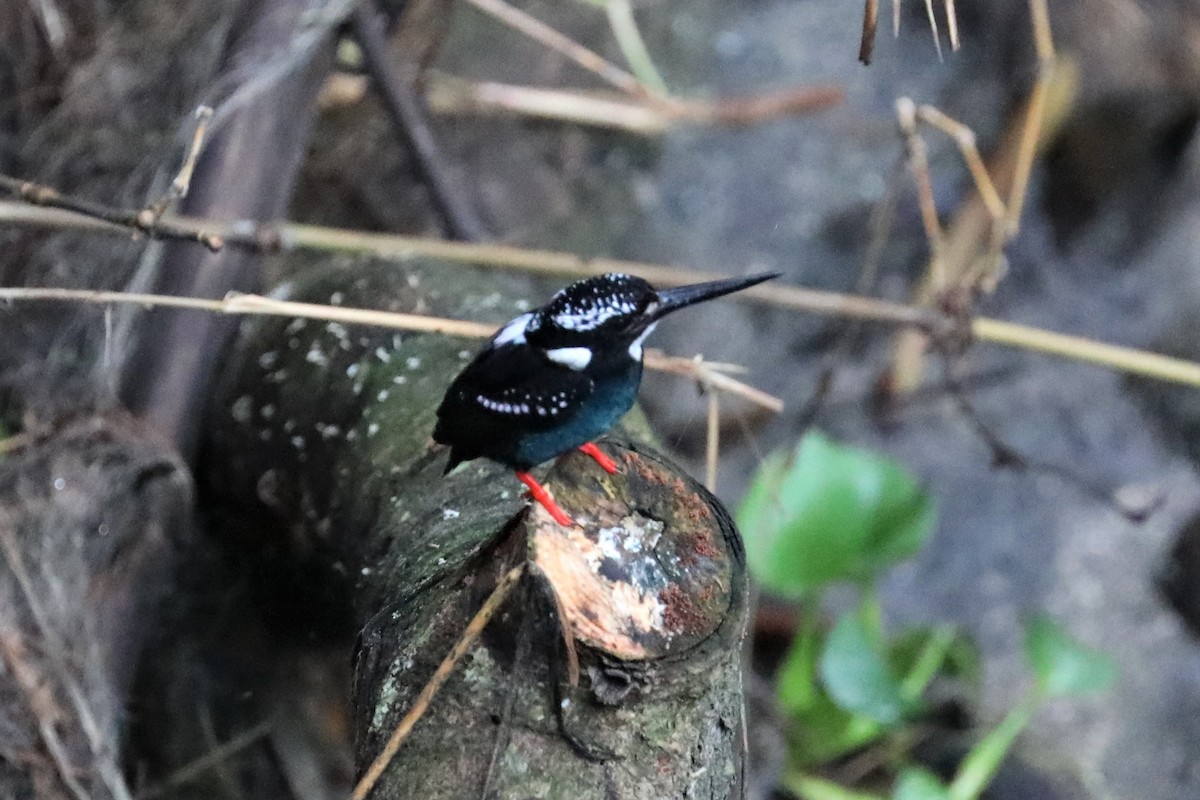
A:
291;435;305;449
258;351;278;369
375;347;392;363
405;356;422;370
442;508;460;520
330;291;345;305
260;404;275;420
305;344;328;367
392;375;407;385
361;566;373;576
285;318;307;335
367;422;380;437
458;350;471;360
283;419;296;433
377;389;389;402
346;363;360;378
597;527;624;561
53;477;65;491
231;395;253;424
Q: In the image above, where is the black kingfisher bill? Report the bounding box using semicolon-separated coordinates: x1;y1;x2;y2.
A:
433;271;779;526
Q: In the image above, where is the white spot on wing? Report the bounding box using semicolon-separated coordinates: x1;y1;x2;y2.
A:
494;313;534;345
545;346;593;370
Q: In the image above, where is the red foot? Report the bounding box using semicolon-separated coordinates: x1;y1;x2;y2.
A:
515;471;575;526
579;442;618;475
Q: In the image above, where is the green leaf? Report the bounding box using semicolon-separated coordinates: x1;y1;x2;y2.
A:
948;699;1035;800
894;767;951;800
1024;615;1118;698
738;432;936;598
894;624;960;705
783;771;886;800
820;612;906;725
783;690;887;766
777;609;824;716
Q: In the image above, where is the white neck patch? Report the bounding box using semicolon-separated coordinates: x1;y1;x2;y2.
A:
545;346;593;370
627;322;658;360
493;312;534;345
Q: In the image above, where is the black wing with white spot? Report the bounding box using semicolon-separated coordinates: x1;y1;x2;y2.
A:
433;342;594;469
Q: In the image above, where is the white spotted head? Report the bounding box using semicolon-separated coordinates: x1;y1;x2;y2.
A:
539;273;657;335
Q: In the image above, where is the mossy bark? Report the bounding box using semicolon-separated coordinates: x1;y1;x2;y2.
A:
210;258;750;799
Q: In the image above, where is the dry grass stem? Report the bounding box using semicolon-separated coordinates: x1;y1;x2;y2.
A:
135;722;273;800
859;0;879;64
461;0;657;101
945;0;960;50
915;104;1005;221
4;206;1200;388
426;76;841;133
426;79;671;134
896;97;946;289
0;634;92;800
142;105;213;223
706;389;720;491
0;521;135;800
352;563;526;800
922;0;943;60
0;286;784;411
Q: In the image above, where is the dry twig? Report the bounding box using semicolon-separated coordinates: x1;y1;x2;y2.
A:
134;722;273;800
352;563;526;800
350;5;489;241
0;634;91;800
0;520;135;800
0;105;220;250
0;287;786;412
3;204;1200;389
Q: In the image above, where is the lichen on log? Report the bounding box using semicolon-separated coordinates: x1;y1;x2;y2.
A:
209;257;750;798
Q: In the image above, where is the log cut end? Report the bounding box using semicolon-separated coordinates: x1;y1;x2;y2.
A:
529;441;735;661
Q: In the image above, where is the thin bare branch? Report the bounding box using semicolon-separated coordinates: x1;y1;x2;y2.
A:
923;0;943;60
353;563;526;800
915;104;1006;221
461;0;659;102
896;97;946;288
6;205;1200;387
135;723;273;800
0;175;223;250
705;389;720;491
945;0;960;50
142;105;213;223
0;634;92;800
351;6;490;242
0;287;787;411
859;0;879;64
425;75;841;132
0;521;135;800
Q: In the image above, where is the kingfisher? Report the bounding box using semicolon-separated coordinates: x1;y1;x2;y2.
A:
433;271;778;526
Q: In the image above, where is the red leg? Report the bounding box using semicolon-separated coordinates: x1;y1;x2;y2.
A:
578;442;618;475
515;471;575;527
